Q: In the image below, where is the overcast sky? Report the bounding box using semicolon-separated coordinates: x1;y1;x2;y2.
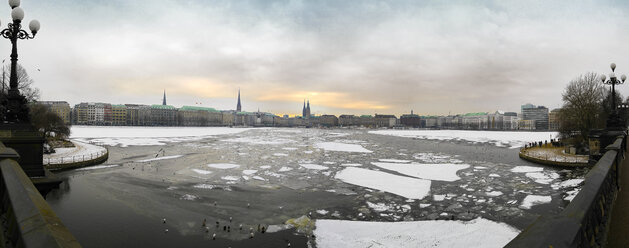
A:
10;0;629;116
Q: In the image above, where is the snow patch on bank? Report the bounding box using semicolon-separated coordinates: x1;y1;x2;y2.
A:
314;217;519;248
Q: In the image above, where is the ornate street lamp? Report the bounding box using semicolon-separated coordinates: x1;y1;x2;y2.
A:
1;0;39;123
600;63;627;129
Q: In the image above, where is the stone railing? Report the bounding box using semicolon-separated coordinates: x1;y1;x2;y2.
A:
0;143;80;247
505;134;626;247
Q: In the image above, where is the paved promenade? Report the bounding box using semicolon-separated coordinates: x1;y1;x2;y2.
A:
607;140;629;247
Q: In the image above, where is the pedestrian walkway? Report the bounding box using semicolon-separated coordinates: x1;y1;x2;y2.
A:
606;140;629;247
43;140;106;165
519;146;588;167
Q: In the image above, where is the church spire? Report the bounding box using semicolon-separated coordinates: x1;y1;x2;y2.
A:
306;99;311;119
302;100;306;118
236;88;242;112
162;90;167;105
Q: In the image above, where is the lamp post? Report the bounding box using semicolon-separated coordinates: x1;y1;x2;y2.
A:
601;63;627;129
0;0;39;123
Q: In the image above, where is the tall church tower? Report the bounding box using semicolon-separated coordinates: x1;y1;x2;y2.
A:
162;90;167;105
302;100;306;118
236;88;242;112
306;100;311;119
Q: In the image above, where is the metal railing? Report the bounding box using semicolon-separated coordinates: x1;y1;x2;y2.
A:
45;149;107;165
506;134;626;247
0;143;80;247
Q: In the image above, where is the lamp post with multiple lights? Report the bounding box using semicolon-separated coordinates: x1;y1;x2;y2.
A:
0;0;39;123
600;63;627;129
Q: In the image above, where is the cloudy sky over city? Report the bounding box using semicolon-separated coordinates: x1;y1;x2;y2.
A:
11;0;629;116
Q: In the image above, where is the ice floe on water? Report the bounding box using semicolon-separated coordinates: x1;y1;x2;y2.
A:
136;155;183;162
75;164;120;171
371;162;470;182
221;176;239;181
314;217;519;248
519;195;552;209
486;191;503;197
191;169;212;175
370;130;557;149
180;194;198;201
335;167;431;199
222;137;294;145
525;172;560;184
242;170;258;175
340;163;362;167
282;147;298;151
273;153;288;156
314;142;372;153
511;166;544;173
300;164;329;170
378;159;411;163
278;167;293;172
252;176;266;181
551;179;584;190
414;152;461;163
207;163;240;169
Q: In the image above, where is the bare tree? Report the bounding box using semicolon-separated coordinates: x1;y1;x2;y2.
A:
558;72;605;145
0;63;40;102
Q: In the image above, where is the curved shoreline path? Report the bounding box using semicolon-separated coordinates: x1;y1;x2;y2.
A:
44;140;108;170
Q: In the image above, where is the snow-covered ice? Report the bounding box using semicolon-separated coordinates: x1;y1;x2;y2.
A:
71;126;250;147
378;159;411;163
136;155;183;162
278;167;293;172
300;164;329;170
191;169;212;175
519;195;552;209
510;166;544;173
340;163;362;167
370;130;557;149
314;142;372;153
525;172;560;184
242;170;258;175
207;163;240;169
335;167;431;199
314;217;519;248
371;162;470;182
75;164;120;171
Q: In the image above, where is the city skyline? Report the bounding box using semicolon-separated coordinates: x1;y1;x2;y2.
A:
12;0;629;116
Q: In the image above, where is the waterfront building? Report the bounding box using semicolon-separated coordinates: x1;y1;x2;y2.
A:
319;115;338;127
111;105;127;126
374;114;397;128
221;111;235;126
72;102;88;125
460;112;489;129
40;101;71;125
234;112;256;126
177;106;223;126
149;104;177;126
503;112;520;130
522;105;549;130
548;108;560;131
339;115;358;126
400;110;421;128
423;116;438;128
518;119;536;130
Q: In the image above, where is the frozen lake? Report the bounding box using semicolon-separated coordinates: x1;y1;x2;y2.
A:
46;127;585;247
